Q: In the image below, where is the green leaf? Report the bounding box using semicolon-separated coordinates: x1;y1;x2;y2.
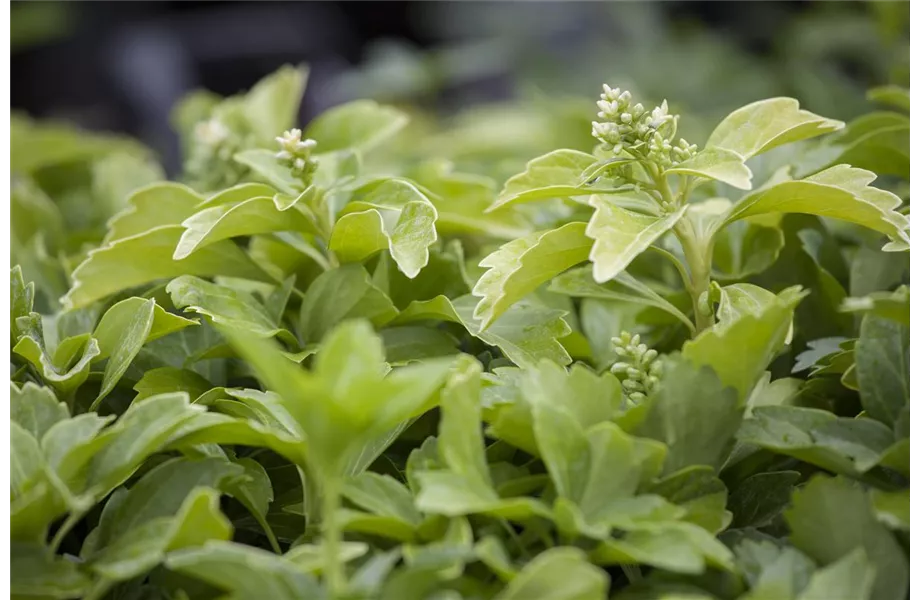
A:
706;97;843;160
855;313;908;427
239;64;308;145
841;286;909;325
785;475;906;600
711;219;785;281
307;99;408;153
13;333;101;396
94;298;157;405
167;275;296;345
343;471;422;527
726;471;799;529
591;521;734;575
330;179;439;278
298;264;398;344
174;195;318;260
11;382;69;440
495;547;609;600
472;222;592;329
870;489;909;531
549;265;694;332
11;265;36;340
586;198;687;283
394;295;572;368
867;85;909;112
232;149;304;196
166;540;323;599
646;466;731;533
93;297;198;361
489;149;630;211
105;182;204;244
797;549;876;600
11;543;92;599
666;147;753;190
63;225;272;310
634;356;741;475
828;112;909;179
736;406;896;477
721;165;909;250
683;286;806;399
381;326;459;364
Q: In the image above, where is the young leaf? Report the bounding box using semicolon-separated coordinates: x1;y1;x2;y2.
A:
720;165;909;250
683;286;806;399
167;275;296;345
11;543;92;599
239;63;308;145
166;540;323;599
785;476;906;600
706;97;843;160
666;147;753;190
298;264;398;344
489;149;630;211
330;179;439;278
232;149;303;196
394;295;572;368
306;99;409;153
586;198;687;283
63;226;272;310
13;333;100;396
472;222;592;329
105;183;204;243
174;196;318;260
494;548;609;600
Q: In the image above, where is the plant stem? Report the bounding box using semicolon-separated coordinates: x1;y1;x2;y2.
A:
673;219;714;332
48;511;83;556
322;477;345;599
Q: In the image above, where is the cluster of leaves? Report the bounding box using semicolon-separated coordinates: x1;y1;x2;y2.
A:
11;65;909;600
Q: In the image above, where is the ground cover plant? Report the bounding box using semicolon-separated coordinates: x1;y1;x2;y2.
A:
10;65;909;600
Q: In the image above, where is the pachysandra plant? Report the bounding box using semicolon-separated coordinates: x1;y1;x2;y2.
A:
10;64;909;600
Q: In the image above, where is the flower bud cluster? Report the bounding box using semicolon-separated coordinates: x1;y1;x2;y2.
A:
610;331;663;405
591;85;697;168
275;128;319;183
185;118;247;190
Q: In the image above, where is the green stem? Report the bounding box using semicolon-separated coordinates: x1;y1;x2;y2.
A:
673;218;714;332
322;477;345;599
48;511;83;556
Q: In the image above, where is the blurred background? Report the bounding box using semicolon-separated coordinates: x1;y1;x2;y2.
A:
11;0;909;176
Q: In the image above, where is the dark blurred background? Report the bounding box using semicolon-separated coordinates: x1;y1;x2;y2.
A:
11;1;909;174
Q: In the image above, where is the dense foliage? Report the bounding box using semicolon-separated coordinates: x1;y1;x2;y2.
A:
10;64;909;600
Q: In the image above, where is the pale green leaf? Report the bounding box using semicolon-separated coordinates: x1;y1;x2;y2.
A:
683;286;806;399
472;222;592;329
166;540;323;599
495;548;608;600
13;333;100;396
11;382;69;441
870;489;909;531
786;476;906;600
489;149;630;211
133;367;213;402
93;297;199;361
233;149;303;196
105;182;204;243
342;471;422;527
797;549;875;600
586;197;687;283
707;97;843;160
307;99;408;153
240;64;308;144
867;85;909;112
840;285;909;325
330;179;439;278
63;225;273;310
666;147;753;190
394;294;572;368
167;275;295;345
174;196;318;260
298;264;398;343
11;543;92;599
721;165;909;249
